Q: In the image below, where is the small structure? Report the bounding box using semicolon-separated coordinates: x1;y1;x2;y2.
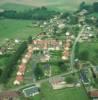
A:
23;86;39;97
14;75;23;85
58;23;65;29
0;91;20;100
49;77;66;90
40;54;50;62
89;90;98;100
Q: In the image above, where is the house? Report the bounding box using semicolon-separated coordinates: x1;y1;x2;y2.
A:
23;86;39;97
0;91;20;100
17;64;26;75
58;23;65;29
66;32;70;36
62;40;70;60
89;90;98;99
32;39;62;50
49;77;66;90
22;58;28;64
14;75;23;85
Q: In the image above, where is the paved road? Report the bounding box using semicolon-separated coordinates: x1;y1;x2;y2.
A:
70;25;86;72
9;70;78;91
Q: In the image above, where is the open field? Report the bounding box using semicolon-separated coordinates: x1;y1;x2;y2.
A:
0;3;33;12
79;42;98;64
0;19;42;42
33;82;89;100
0;0;98;12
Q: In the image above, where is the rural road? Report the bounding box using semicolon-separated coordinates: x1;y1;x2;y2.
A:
9;70;78;91
70;25;86;72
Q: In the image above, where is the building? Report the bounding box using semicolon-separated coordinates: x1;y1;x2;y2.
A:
0;91;20;100
32;39;62;50
23;86;39;97
89;90;98;100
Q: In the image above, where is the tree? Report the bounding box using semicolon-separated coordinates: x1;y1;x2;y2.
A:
60;12;70;19
79;50;89;61
75;42;79;58
28;36;32;44
79;1;86;10
93;2;98;12
34;66;44;80
65;76;75;84
58;61;68;71
0;69;2;76
0;41;27;84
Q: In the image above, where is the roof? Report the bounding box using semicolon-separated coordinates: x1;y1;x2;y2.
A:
90;91;98;98
0;91;19;98
19;64;26;73
16;75;23;81
23;86;39;97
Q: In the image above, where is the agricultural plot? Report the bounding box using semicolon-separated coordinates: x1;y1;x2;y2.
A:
0;19;42;42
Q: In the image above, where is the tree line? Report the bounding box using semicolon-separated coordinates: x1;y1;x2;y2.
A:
79;1;98;13
0;7;59;20
0;41;27;84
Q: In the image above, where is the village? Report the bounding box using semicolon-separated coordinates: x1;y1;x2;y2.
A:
0;1;98;100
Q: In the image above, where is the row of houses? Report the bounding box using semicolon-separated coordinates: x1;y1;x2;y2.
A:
62;38;71;60
14;45;33;85
32;39;62;51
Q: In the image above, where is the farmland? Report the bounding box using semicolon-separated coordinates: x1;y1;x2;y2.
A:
0;19;42;42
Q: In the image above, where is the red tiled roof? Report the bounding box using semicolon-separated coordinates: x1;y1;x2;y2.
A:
90;91;98;97
65;42;71;48
19;65;26;73
63;51;70;56
0;91;19;98
16;75;23;81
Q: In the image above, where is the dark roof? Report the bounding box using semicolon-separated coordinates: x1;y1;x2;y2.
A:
23;86;39;97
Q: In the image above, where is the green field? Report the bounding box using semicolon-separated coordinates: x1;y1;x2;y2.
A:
0;0;97;12
0;19;42;42
0;3;33;12
79;42;98;64
34;82;89;100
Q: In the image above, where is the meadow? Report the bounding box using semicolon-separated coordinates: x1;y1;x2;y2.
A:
79;42;98;64
32;82;89;100
0;19;42;42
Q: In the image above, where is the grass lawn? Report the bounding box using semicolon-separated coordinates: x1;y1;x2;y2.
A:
0;19;42;42
37;82;89;100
